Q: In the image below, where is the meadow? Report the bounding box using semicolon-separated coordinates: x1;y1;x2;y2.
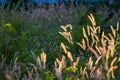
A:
0;2;120;80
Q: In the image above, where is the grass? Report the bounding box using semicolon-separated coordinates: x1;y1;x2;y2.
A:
0;3;120;79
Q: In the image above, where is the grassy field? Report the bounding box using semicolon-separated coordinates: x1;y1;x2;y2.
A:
0;3;120;80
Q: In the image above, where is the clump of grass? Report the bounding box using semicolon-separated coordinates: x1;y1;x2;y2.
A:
77;13;120;79
57;13;120;80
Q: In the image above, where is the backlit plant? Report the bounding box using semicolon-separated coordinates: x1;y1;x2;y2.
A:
59;13;120;80
80;14;119;79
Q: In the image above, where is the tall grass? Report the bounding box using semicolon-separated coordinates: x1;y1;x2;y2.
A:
0;12;119;80
0;3;120;79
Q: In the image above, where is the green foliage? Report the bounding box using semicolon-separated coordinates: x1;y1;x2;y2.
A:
6;0;27;11
43;71;57;80
116;25;120;54
116;35;120;53
65;66;78;73
15;0;24;10
0;14;41;63
65;78;72;80
0;21;16;62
